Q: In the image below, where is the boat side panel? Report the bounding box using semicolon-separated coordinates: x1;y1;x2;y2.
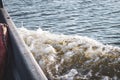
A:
0;7;48;80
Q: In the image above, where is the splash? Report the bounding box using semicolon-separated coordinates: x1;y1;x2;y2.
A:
18;27;120;80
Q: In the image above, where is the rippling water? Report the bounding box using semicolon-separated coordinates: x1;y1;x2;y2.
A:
3;0;120;80
4;0;120;46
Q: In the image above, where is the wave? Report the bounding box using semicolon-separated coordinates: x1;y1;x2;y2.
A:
18;27;120;80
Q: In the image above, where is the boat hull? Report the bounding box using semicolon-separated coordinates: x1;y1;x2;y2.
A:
0;1;47;80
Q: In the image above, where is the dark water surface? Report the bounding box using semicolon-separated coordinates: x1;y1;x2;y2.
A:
4;0;120;46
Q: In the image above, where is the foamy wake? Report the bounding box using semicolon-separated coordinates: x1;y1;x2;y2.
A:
18;27;120;80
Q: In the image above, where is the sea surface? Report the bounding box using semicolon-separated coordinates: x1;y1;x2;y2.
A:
4;0;120;80
4;0;120;47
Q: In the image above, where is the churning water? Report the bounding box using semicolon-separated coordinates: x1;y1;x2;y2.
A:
18;27;120;80
4;0;120;79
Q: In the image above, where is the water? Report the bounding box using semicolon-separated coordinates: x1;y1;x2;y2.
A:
18;28;120;80
4;0;120;47
4;0;120;79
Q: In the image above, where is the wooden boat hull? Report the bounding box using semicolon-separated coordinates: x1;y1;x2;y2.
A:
0;1;47;80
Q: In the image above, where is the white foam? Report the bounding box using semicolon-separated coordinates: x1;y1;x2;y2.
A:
17;27;120;80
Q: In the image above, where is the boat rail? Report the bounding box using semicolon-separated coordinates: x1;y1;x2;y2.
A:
0;0;48;80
